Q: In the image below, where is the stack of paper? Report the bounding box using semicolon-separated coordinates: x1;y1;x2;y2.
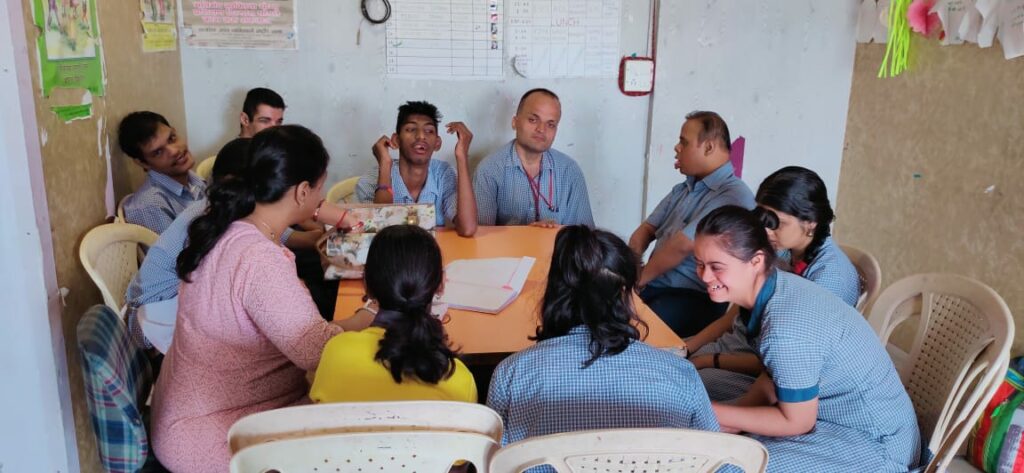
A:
439;257;536;314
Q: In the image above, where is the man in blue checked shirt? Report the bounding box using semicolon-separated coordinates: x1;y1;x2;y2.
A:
356;101;478;237
472;88;594;227
118;111;206;235
629;111;755;338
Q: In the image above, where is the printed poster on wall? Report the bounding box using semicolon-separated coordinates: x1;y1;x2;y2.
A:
181;0;297;49
140;0;178;52
32;0;105;96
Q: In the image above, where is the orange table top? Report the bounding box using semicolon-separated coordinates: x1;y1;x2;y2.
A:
335;226;685;357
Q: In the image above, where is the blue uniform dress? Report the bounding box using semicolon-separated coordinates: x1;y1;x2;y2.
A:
745;270;920;473
122;171;206;235
355;159;458;227
472;140;593;226
697;237;862;401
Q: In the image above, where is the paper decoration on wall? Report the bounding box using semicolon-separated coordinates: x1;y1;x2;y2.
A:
506;0;621;78
181;0;296;49
50;103;92;122
385;0;504;79
856;0;891;43
975;0;1024;58
31;0;105;96
908;0;942;35
878;0;913;77
140;0;178;52
729;136;745;179
932;0;973;44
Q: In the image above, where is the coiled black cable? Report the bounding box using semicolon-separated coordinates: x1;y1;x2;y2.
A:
361;0;391;24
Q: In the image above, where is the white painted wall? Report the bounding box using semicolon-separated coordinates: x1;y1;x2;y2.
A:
644;1;859;215
0;0;78;471
180;1;859;236
181;0;655;238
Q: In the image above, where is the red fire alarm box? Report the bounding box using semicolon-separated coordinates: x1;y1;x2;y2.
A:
619;56;655;96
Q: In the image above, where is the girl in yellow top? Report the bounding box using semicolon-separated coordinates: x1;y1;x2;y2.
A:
310;225;477;403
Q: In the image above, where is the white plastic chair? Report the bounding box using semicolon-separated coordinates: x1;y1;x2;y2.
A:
195;155;216;181
867;273;1014;473
79;223;159;315
838;243;882;313
489;428;768;473
229;431;498;473
326;176;361;204
228;400;503;454
115;194;132;223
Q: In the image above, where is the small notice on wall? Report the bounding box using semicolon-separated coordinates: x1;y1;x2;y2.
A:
31;0;105;96
140;0;178;52
386;0;504;80
506;0;621;78
181;0;297;50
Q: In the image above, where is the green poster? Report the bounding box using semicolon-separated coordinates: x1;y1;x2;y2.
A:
32;0;105;96
50;103;92;122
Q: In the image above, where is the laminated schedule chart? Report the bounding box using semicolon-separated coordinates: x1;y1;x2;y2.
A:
386;0;504;79
507;0;621;78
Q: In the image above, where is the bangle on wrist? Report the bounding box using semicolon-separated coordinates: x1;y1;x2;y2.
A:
713;353;721;369
375;184;393;195
313;199;326;222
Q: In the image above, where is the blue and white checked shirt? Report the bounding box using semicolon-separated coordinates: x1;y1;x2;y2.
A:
747;270;920;472
646;163;754;291
487;326;720;448
473;140;593;226
123;171;206;234
780;237;861;307
355;159;457;227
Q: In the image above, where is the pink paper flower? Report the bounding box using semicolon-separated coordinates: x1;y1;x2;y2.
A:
907;0;942;35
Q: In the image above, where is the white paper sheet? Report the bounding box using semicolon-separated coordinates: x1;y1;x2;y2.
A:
385;0;505;80
857;0;878;43
440;257;536;313
506;0;621;78
933;0;972;44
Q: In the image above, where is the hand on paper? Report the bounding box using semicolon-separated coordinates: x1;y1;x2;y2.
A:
445;121;473;161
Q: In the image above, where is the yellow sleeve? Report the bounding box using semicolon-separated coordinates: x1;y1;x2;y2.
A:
309;334;350;403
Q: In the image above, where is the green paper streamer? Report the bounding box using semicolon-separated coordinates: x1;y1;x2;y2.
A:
50;103;92;122
878;0;913;78
32;0;105;96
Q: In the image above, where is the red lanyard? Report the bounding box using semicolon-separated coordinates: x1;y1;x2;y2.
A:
526;158;554;221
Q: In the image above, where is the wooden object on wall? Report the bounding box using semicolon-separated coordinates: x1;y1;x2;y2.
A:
837;37;1024;354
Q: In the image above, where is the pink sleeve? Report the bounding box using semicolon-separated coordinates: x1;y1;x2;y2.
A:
239;245;342;371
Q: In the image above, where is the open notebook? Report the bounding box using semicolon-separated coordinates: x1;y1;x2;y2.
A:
439;257;536;314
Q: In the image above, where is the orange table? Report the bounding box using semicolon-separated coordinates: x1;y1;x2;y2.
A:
335;226;684;359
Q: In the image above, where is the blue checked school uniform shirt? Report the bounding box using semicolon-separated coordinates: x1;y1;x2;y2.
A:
355;159;457;227
473;140;593;226
745;270;920;472
780;237;861;307
122;170;206;235
487;326;720;447
645;162;754;291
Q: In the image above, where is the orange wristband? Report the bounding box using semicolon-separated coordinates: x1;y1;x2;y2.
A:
336;209;349;230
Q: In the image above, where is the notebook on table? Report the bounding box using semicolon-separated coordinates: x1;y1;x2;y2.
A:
439;257;536;314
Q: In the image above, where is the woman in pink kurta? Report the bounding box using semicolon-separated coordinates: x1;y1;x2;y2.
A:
151;126;342;472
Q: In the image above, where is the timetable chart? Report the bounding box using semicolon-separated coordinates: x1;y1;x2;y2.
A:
386;0;505;79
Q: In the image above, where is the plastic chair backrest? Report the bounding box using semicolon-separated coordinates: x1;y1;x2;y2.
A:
489;428;768;473
229;431;498;473
79;223;159;314
76;304;152;473
228;400;504;454
867;273;1014;472
838;243;883;313
326;176;361;204
115;194;132;223
195;155;216;181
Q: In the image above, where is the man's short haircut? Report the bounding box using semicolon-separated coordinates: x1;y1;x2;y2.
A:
118;111;170;161
242;88;286;120
211;138;251;183
395;101;442;134
516;88;560;114
685;110;732;153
